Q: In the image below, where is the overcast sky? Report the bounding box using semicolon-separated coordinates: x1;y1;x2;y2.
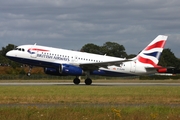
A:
0;0;180;57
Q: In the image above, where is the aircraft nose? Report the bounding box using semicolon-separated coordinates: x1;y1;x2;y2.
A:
6;51;13;57
6;51;10;57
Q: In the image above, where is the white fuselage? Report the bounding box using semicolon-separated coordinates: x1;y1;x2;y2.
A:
6;44;156;77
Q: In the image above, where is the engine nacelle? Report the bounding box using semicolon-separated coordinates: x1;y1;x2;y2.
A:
44;64;84;76
61;64;84;76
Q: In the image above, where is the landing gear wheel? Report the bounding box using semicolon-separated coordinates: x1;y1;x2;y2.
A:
73;78;80;85
27;72;31;76
85;78;92;85
27;65;33;76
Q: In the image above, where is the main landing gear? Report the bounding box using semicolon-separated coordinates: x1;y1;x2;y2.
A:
84;71;92;85
73;77;92;85
85;78;92;85
73;77;80;85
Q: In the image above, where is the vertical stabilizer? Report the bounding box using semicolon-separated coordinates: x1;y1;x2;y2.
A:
136;35;168;67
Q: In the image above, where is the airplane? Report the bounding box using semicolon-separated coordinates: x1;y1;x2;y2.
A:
6;35;168;85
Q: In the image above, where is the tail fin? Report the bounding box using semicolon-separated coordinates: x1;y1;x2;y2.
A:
136;35;168;67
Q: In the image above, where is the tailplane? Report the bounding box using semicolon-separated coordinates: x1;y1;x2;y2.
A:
135;35;168;67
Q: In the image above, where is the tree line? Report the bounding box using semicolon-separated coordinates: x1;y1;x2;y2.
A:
0;43;180;75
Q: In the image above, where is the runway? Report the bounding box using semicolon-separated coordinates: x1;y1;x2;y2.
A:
0;82;180;86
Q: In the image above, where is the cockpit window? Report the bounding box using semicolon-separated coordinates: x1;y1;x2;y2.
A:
14;47;25;52
14;47;18;50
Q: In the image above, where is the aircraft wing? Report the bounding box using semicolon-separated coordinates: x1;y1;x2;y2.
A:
79;59;132;70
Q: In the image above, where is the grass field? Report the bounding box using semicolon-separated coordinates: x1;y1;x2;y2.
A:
0;80;180;120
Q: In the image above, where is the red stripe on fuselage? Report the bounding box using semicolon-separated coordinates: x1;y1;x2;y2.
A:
30;48;49;52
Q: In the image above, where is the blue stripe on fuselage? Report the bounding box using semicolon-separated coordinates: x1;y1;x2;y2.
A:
91;70;136;77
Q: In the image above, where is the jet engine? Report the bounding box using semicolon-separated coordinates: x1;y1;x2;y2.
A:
44;64;84;76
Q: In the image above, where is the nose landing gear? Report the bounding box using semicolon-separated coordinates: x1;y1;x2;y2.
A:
27;66;33;76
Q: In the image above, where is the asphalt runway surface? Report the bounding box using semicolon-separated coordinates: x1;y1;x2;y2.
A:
0;82;180;86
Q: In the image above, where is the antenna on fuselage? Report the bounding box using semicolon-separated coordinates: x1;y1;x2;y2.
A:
34;43;37;45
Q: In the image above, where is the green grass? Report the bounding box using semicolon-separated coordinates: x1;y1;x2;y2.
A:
0;86;180;104
0;85;180;119
0;106;180;120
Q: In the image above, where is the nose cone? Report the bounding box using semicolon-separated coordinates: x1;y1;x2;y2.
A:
6;50;14;58
6;50;19;62
6;51;11;57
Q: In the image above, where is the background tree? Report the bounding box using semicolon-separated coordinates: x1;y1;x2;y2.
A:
159;48;180;68
81;43;102;54
101;42;127;58
81;42;127;58
127;54;136;59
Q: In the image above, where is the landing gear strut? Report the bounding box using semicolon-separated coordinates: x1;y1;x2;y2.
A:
84;71;92;85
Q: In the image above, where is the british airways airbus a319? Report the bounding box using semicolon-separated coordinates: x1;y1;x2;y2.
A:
6;35;168;85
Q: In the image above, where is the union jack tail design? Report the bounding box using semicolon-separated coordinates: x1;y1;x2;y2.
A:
137;35;168;67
